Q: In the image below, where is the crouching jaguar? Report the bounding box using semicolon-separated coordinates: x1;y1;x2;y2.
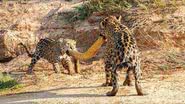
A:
19;38;79;75
67;15;143;96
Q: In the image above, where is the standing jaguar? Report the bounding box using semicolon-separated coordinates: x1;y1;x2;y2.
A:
67;15;143;96
19;38;79;75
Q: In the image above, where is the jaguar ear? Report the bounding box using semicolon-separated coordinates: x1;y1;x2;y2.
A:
116;15;122;22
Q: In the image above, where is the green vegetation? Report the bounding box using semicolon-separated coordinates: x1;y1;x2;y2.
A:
68;0;133;22
153;0;167;7
67;0;182;22
0;73;22;91
158;64;170;71
84;0;132;12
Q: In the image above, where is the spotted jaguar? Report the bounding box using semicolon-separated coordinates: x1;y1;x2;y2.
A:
99;15;143;96
19;38;79;75
66;15;144;96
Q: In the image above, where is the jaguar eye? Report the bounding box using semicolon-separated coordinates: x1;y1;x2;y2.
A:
104;18;108;22
100;21;106;28
70;46;73;49
102;22;105;26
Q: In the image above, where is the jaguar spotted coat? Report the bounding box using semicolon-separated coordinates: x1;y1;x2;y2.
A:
66;15;144;96
99;15;143;96
19;38;79;75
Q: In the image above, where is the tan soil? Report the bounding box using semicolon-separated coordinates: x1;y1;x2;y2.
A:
0;70;185;104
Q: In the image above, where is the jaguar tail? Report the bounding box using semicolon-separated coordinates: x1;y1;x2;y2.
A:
18;43;33;57
67;36;106;60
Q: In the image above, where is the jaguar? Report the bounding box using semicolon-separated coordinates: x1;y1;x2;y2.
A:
19;38;79;75
67;15;143;96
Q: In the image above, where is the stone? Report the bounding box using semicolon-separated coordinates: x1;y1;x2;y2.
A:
0;30;38;61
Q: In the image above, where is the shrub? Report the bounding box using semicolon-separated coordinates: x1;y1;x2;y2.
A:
68;0;133;22
0;73;22;91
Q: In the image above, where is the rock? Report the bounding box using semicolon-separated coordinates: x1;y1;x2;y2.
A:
87;12;104;24
0;63;4;72
11;18;40;31
0;30;38;61
0;9;7;17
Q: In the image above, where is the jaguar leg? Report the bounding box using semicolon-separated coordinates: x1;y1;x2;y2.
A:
53;63;61;73
102;64;112;86
74;58;80;73
27;61;35;74
27;56;40;74
67;60;74;75
106;65;119;96
123;67;133;86
133;65;143;95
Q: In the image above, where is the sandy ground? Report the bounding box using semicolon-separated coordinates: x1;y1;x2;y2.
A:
0;70;185;104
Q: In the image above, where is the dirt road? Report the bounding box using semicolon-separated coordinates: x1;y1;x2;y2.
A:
0;70;185;104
